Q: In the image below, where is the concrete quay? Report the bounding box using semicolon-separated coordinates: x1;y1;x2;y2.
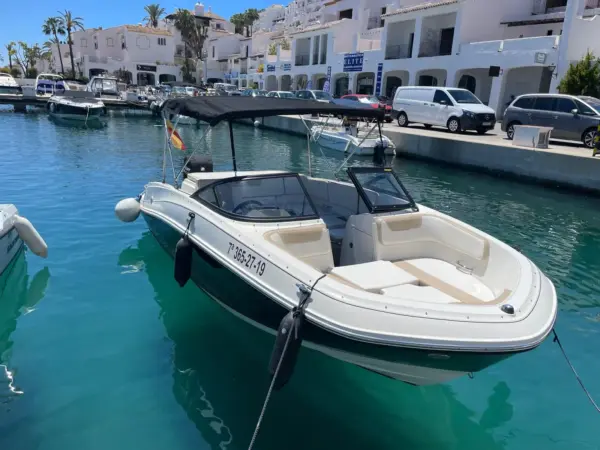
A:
251;115;600;194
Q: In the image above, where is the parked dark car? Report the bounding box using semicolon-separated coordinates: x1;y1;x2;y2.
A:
502;93;600;148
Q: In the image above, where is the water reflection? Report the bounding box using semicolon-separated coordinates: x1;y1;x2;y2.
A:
120;232;511;450
0;250;50;403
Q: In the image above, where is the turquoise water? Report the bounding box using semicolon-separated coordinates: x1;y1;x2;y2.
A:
0;111;599;450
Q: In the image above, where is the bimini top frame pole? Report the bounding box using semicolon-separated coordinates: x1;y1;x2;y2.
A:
228;120;237;173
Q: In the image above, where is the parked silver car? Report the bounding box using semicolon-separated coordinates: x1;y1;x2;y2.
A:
502;94;600;148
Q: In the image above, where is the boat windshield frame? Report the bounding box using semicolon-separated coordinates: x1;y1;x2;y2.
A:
191;172;321;223
347;167;418;214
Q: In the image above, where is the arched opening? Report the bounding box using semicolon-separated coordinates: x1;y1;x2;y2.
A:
280;75;292;91
311;73;327;91
333;74;349;97
137;72;156;86
89;68;108;78
294;74;308;90
159;74;176;84
418;75;437;86
356;72;375;95
265;75;278;91
458;74;476;93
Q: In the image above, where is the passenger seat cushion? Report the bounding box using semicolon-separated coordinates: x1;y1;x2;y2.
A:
264;225;334;272
330;260;418;291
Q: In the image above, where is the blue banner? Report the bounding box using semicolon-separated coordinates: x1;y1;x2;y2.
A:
266;64;276;72
323;65;332;93
343;52;364;72
375;63;383;96
280;63;292;71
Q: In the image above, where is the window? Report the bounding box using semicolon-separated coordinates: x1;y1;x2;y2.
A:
80;38;87;48
547;30;553;36
532;97;555;111
194;175;318;222
345;95;358;101
212;46;215;58
513;97;535;109
157;37;166;46
339;8;353;19
447;89;481;104
575;99;598;115
216;23;222;30
433;90;452;104
553;97;576;113
106;37;114;47
313;91;333;101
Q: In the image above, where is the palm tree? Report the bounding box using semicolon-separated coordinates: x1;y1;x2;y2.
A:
173;9;209;82
42;17;66;74
243;9;260;37
144;4;165;28
4;42;16;70
230;13;245;35
58;10;84;77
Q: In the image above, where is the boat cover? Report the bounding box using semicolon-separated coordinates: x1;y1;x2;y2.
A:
162;96;385;126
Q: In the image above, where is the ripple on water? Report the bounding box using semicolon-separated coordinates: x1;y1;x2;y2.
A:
0;114;599;450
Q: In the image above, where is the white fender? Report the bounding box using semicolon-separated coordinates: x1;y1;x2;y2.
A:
13;215;48;258
115;198;141;223
254;120;261;128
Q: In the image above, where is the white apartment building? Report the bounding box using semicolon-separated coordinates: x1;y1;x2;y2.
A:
210;0;600;115
47;2;233;85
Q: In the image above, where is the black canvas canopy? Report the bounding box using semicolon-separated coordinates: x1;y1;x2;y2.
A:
162;96;385;126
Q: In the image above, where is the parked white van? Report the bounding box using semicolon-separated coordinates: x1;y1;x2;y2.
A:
392;87;497;134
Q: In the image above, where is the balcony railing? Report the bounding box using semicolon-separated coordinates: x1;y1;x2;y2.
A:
385;44;412;60
295;54;310;66
367;17;381;30
241;68;247;74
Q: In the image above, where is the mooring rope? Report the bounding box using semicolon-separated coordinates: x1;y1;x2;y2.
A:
247;274;326;450
552;329;600;413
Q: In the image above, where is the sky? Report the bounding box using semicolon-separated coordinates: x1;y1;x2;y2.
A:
0;0;275;63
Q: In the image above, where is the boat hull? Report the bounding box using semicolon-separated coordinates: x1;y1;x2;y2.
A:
0;226;24;279
313;131;396;156
142;212;512;386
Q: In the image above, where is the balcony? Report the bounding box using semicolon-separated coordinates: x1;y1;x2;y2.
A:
385;43;412;60
366;16;381;30
295;54;310;66
458;35;560;58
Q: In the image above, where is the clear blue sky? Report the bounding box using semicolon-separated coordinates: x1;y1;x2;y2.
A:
0;0;273;62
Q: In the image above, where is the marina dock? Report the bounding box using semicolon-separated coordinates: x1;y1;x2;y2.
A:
0;94;150;112
251;115;600;194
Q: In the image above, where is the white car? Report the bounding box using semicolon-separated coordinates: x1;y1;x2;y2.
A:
267;91;295;99
393;87;496;134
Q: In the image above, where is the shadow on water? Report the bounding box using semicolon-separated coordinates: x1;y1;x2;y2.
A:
0;250;51;406
119;232;513;450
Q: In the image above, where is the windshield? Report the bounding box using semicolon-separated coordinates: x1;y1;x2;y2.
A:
348;168;415;213
257;90;268;96
101;79;117;91
195;175;318;222
447;89;481;104
221;84;237;91
358;96;380;104
314;91;333;100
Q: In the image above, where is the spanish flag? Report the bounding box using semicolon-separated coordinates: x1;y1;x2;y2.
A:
166;119;186;151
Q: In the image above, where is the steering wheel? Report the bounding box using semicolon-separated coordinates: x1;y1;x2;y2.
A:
232;200;263;215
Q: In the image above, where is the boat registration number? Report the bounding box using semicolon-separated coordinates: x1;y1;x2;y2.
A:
228;242;266;276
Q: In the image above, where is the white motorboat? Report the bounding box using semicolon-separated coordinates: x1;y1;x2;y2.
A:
47;91;106;124
1;205;48;278
86;75;121;100
311;123;396;156
0;73;22;96
115;97;557;387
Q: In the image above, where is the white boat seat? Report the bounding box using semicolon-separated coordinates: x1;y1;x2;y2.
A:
264;224;334;273
393;259;512;305
329;261;418;291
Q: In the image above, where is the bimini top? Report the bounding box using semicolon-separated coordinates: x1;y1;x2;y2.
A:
162;96;384;126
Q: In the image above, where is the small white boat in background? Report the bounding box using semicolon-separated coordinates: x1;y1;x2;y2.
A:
0;205;48;277
0;73;22;96
47;91;106;124
35;73;68;97
311;123;396;156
